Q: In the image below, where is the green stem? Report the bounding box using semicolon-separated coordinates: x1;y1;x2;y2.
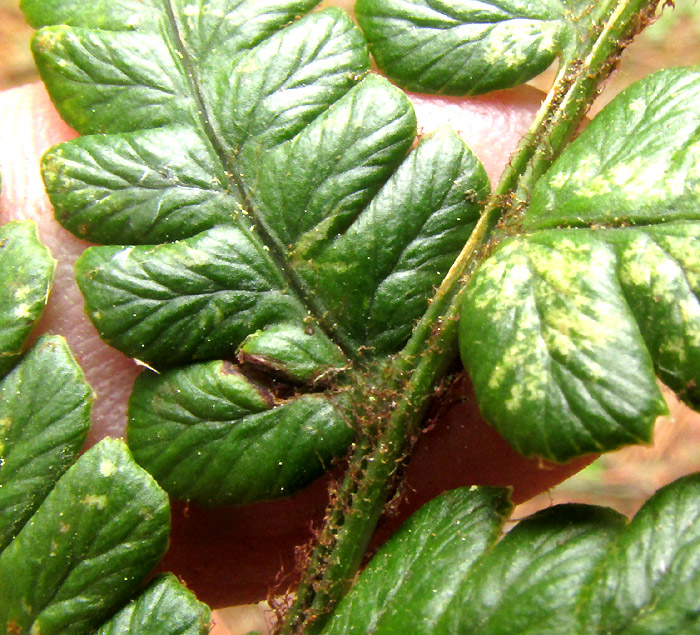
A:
279;0;660;632
502;0;662;225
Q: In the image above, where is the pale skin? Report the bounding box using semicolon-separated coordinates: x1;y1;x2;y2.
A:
0;9;593;628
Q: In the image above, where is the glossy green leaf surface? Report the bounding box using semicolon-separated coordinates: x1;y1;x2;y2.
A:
460;68;700;461
437;504;624;633
323;487;513;634
75;225;331;367
95;574;210;635
355;0;572;96
294;126;488;355
324;475;700;634
33;5;369;244
28;0;489;503
527;67;700;231
128;361;353;505
42;126;235;244
0;335;92;552
39;5;367;244
238;323;347;384
460;230;669;461
0;438;170;635
579;473;700;632
0;221;55;377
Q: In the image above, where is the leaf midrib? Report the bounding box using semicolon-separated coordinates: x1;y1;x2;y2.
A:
160;0;361;364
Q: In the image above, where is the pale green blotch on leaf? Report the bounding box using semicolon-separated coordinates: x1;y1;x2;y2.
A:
0;221;55;377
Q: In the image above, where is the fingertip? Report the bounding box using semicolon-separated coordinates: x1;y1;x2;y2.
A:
408;85;544;184
0;82;76;223
0;83;138;445
399;374;595;508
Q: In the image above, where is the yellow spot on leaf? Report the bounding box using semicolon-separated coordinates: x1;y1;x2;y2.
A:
82;494;108;509
14;285;31;300
549;172;568;189
99;460;117;477
13;303;31;319
629;98;645;113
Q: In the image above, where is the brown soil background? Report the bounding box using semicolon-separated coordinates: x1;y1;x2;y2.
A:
3;2;700;632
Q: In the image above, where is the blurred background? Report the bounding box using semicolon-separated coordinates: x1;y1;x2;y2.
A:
3;1;700;632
